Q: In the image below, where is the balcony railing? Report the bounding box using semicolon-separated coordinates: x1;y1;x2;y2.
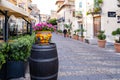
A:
75;11;82;18
86;7;102;15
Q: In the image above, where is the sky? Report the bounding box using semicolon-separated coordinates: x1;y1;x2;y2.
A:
32;0;57;15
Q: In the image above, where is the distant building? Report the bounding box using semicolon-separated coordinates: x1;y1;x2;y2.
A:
40;14;50;22
55;0;75;32
50;10;57;19
74;0;120;43
29;4;40;23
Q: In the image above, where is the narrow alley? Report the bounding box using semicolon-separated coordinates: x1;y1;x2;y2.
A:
51;33;120;80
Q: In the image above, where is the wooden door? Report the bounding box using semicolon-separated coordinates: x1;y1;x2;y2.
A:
93;16;101;37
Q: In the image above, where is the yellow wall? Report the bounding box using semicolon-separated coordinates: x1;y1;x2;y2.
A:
7;0;32;15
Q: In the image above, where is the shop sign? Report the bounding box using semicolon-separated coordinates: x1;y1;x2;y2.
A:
108;12;116;17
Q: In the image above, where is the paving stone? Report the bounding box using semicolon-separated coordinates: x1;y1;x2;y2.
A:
52;33;120;80
15;33;120;80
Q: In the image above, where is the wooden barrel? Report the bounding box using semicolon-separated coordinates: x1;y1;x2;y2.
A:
29;43;58;80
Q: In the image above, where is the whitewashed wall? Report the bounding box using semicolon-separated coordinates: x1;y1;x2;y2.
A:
101;0;120;42
57;8;65;31
75;0;94;38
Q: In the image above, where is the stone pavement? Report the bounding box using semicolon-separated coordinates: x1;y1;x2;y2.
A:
17;33;120;80
52;33;120;80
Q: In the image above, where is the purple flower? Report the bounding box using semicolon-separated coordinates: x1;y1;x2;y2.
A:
32;22;55;32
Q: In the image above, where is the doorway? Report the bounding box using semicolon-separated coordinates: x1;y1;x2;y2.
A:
93;16;101;37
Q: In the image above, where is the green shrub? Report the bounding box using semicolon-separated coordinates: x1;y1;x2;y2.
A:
0;43;8;69
112;28;120;43
8;34;35;61
97;30;106;40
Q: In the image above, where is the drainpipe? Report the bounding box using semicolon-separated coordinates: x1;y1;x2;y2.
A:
38;14;41;22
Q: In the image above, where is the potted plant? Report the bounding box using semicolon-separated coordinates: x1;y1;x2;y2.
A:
98;0;103;4
73;29;80;40
68;29;71;38
6;34;35;79
64;23;72;37
0;43;7;69
33;22;56;44
57;30;63;35
117;0;120;7
97;30;106;48
79;29;86;42
0;43;8;79
112;28;120;52
0;53;6;79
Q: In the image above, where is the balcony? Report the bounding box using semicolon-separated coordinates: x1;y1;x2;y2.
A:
28;3;33;10
57;1;74;12
7;0;17;5
86;7;102;15
64;1;74;6
75;11;82;18
56;0;64;5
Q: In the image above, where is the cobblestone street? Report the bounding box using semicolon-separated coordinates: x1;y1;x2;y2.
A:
51;33;120;80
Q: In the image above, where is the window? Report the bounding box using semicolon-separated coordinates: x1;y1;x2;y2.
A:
79;2;82;8
73;11;75;17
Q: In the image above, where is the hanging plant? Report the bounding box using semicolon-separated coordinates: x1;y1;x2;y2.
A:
94;7;101;13
98;0;103;4
117;0;120;7
96;0;103;7
86;9;93;15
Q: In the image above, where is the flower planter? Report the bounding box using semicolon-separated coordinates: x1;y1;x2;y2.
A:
33;22;56;43
73;35;79;40
66;33;69;37
36;31;52;44
0;64;6;80
97;30;106;48
98;40;106;48
79;36;84;42
6;61;25;79
114;43;120;53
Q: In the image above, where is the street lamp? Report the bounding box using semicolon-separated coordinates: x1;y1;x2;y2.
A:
38;14;41;22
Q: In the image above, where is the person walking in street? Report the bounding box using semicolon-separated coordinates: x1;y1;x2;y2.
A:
63;29;67;37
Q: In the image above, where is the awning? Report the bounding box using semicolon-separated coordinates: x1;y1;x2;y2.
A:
28;15;37;21
0;0;29;18
22;16;36;23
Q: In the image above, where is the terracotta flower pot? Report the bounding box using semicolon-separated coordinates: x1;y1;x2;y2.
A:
79;36;84;42
73;35;79;40
98;40;106;48
114;43;120;53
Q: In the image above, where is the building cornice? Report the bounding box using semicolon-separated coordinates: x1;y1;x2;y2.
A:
0;0;29;17
55;0;64;5
57;3;75;13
